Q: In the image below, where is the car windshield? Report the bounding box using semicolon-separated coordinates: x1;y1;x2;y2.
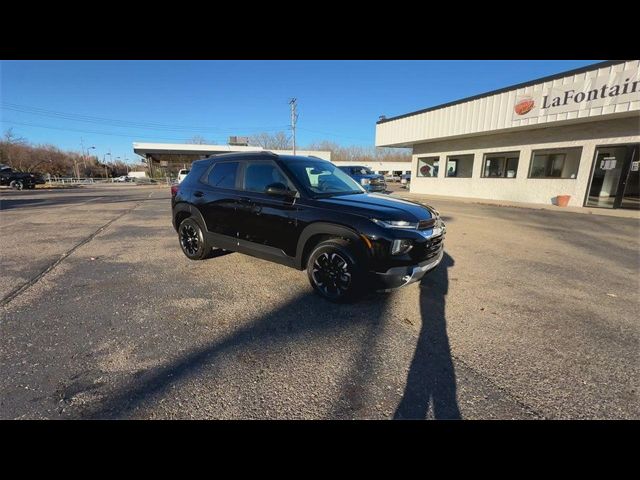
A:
286;159;365;197
353;167;373;175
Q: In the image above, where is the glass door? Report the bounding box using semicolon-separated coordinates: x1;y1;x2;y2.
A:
620;145;639;210
586;145;639;209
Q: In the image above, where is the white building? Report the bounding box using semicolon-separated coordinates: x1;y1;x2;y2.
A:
331;160;412;177
132;142;331;176
376;60;640;209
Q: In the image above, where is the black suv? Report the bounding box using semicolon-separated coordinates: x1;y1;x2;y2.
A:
172;152;445;301
0;166;45;190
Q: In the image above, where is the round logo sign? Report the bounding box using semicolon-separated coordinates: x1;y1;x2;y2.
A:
514;97;535;115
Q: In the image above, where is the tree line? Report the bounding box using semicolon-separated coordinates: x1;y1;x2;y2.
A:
1;128;410;178
188;131;411;163
0;129;142;178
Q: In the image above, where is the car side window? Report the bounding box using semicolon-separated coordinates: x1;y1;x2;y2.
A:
206;162;239;189
244;162;293;193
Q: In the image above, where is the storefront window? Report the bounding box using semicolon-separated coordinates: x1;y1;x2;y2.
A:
529;147;582;179
417;157;440;177
482;152;520;178
446;154;474;178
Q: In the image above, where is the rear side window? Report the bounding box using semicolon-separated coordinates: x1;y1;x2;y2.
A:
180;163;208;186
207;162;239;189
244;162;292;193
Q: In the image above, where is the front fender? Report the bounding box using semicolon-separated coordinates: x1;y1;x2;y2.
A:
295;222;367;270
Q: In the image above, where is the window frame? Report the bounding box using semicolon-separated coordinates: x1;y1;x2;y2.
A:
527;147;583;179
416;156;441;178
445;154;475;178
481;151;521;179
239;159;298;195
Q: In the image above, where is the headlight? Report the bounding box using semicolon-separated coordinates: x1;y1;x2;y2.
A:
371;218;418;229
391;239;413;255
360;178;370;185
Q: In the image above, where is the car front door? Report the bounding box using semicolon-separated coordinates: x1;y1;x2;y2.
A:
194;160;242;248
237;160;300;259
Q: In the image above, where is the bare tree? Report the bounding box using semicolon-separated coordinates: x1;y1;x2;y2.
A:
306;140;411;163
3;128;27;145
186;135;209;144
248;131;292;150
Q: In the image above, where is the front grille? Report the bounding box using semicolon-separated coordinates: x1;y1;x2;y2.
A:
410;236;443;262
418;219;436;230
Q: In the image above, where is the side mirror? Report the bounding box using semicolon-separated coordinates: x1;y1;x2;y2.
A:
265;182;296;197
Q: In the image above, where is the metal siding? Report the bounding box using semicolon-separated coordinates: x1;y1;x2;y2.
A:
376;61;640;147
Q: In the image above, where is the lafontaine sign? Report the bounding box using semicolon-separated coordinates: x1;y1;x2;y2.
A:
512;68;640;120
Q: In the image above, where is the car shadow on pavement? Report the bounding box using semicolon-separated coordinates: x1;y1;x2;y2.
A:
394;252;461;419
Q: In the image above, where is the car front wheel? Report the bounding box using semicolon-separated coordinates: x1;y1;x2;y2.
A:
10;180;24;190
307;239;364;302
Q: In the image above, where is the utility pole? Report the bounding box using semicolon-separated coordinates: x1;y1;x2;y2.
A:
289;98;298;155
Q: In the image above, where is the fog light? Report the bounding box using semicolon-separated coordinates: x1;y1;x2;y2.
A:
391;239;413;255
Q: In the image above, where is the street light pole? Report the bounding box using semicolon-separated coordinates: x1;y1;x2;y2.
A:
85;146;95;177
289;98;298;155
103;152;111;179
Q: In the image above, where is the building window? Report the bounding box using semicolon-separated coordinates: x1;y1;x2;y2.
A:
417;157;440;177
482;151;520;178
446;154;474;178
528;147;582;179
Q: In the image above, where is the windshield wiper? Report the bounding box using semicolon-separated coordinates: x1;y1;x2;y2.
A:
315;191;363;198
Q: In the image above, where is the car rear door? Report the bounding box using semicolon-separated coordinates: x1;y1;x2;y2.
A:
194;160;242;248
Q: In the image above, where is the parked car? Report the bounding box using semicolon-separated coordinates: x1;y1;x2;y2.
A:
172;152;445;302
113;175;131;182
177;169;190;183
0;166;45;190
337;165;387;193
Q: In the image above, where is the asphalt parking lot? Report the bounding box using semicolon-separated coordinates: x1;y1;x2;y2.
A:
1;184;638;419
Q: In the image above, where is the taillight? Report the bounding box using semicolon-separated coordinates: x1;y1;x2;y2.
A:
171;184;179;197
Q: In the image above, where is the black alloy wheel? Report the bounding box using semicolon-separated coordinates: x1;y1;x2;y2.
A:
178;217;212;260
307;239;363;302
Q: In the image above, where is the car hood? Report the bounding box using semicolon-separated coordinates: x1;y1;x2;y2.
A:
314;193;435;222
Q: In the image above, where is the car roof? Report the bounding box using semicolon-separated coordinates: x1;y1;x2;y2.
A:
192;152;331;166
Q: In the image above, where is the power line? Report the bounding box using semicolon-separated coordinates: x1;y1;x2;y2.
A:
0;119;199;141
0;102;289;133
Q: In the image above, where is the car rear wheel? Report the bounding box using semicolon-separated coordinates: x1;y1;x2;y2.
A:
10;180;23;190
307;239;364;302
178;217;212;260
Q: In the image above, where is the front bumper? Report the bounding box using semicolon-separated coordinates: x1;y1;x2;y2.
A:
372;246;444;291
367;184;387;192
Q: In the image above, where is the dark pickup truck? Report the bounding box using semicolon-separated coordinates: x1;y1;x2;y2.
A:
0;166;45;190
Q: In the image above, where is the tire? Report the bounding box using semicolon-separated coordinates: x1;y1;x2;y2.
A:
178;217;213;260
10;180;23;190
307;238;365;302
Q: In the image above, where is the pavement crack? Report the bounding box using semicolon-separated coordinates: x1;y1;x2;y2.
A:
1;199;146;307
450;352;548;419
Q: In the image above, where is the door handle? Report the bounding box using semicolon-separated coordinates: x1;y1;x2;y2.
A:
194;191;204;198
